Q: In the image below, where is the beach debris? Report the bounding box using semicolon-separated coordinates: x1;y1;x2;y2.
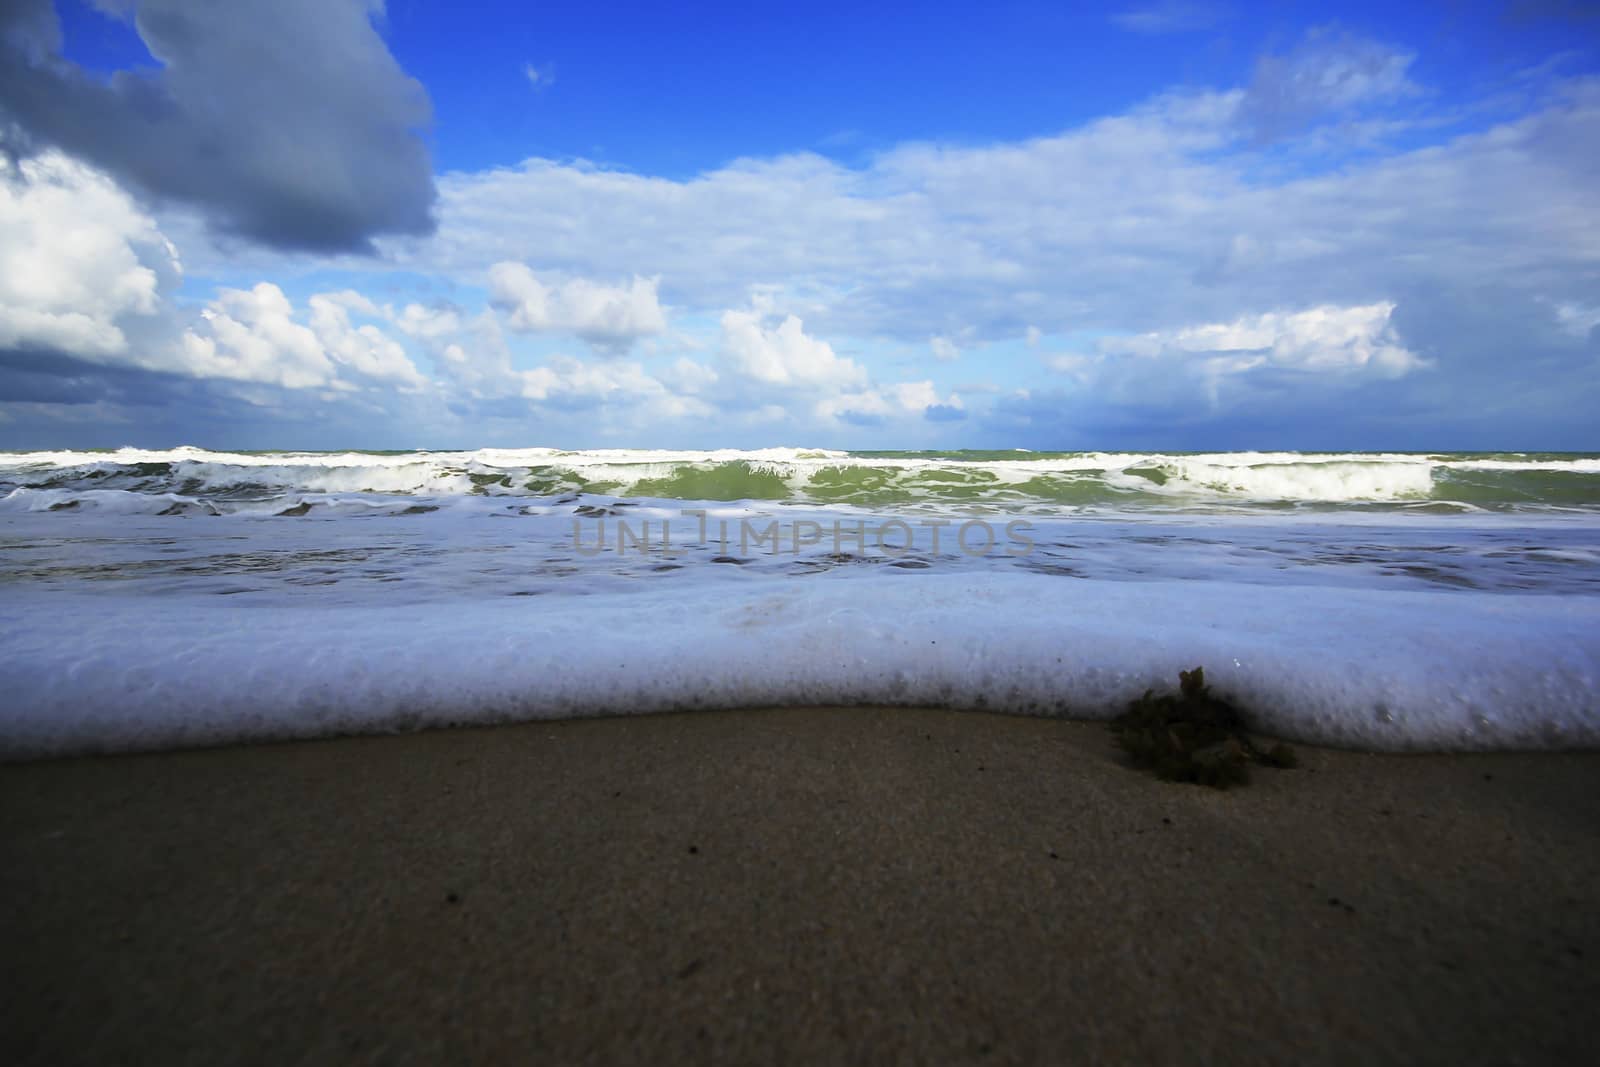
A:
1109;667;1298;788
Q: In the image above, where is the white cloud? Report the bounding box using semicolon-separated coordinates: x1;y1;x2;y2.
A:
1110;3;1227;34
659;356;719;394
519;355;708;418
307;295;428;389
1554;302;1600;338
393;302;464;340
174;283;425;391
522;62;553;89
155;56;1595;432
929;336;961;362
393;74;1591;363
1041;301;1430;411
487;262;667;354
361;51;1600;390
315;289;383;318
720;308;867;388
0;150;429;396
0;150;175;358
178;284;337;389
360;294;707;420
815;380;962;422
1101;302;1426;376
430;313;516;395
9;30;1600;446
1243;29;1419;140
1043;353;1096;380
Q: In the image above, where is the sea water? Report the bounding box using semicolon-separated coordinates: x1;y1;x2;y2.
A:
2;447;1597;758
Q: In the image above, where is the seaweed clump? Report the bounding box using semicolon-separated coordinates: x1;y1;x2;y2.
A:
1109;667;1297;788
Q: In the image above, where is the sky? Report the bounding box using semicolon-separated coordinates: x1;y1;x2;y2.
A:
1;0;1597;451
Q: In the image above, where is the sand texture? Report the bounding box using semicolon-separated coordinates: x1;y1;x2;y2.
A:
4;708;1599;1065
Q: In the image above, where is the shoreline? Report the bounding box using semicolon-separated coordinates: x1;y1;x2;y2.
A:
5;707;1598;1063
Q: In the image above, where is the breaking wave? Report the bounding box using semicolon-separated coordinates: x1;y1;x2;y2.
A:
4;447;1599;514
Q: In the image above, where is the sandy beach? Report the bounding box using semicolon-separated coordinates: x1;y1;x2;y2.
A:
3;707;1598;1065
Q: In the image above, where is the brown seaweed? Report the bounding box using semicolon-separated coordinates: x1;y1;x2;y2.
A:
1109;667;1297;788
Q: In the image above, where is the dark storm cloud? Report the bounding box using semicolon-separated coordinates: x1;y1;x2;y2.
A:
0;0;435;253
0;341;438;450
1386;284;1600;434
0;360;116;405
0;343;199;407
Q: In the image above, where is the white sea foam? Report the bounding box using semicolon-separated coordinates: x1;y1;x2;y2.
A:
7;446;1600;510
1154;458;1436;501
2;448;1597;759
1;571;1595;759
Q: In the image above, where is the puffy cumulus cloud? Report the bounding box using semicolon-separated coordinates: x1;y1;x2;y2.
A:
0;149;176;359
1041;302;1428;413
720;309;866;388
1102;302;1426;377
0;147;438;429
392;302;465;342
0;0;435;252
306;295;428;389
0;146;709;437
814;381;964;425
0;146;429;396
377;296;710;422
177;284;336;390
520;356;710;418
487;262;667;354
410;309;516;397
175;283;424;391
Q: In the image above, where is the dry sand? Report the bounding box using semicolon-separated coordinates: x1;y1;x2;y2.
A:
3;707;1598;1065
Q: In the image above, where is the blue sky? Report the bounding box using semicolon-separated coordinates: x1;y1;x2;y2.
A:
2;0;1598;450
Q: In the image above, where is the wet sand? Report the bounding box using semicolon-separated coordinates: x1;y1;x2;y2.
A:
3;707;1598;1065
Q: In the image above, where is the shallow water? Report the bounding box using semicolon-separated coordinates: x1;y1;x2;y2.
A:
2;447;1598;758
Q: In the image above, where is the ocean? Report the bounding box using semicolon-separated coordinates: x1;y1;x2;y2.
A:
2;446;1598;758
